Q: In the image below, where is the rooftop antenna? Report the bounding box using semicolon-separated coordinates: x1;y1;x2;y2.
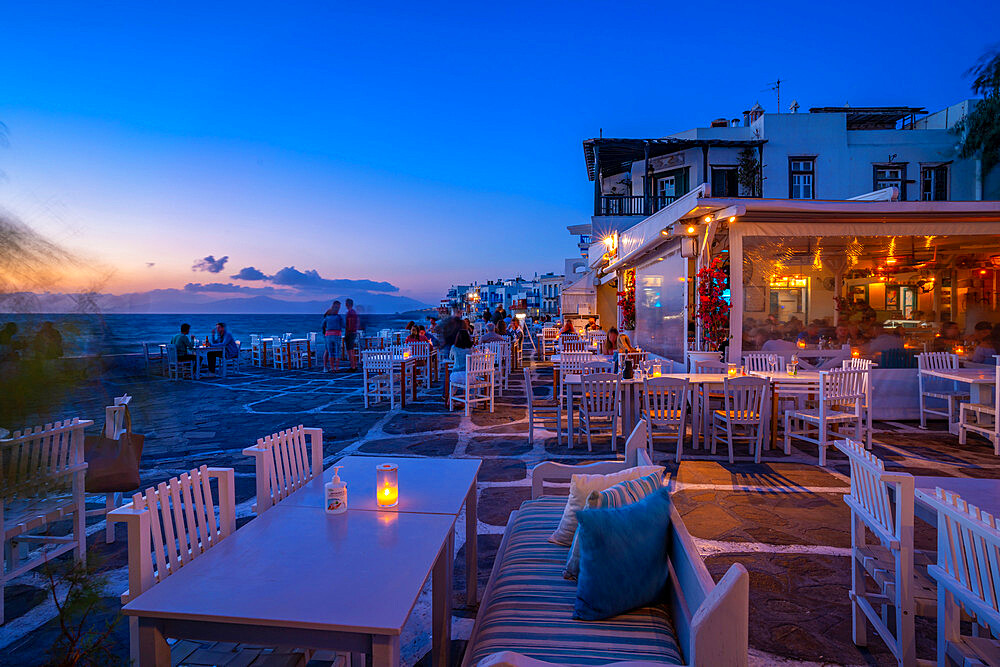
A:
599;127;603;138
762;79;781;113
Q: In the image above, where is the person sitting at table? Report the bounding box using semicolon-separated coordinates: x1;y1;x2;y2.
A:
507;317;523;341
761;332;797;353
558;319;575;337
970;321;997;363
480;322;504;343
170;323;196;364
207;322;239;374
31;321;64;359
933;320;962;352
449;329;474;386
406;326;429;344
601;327;636;355
867;324;904;360
584;316;601;332
404;320;416;333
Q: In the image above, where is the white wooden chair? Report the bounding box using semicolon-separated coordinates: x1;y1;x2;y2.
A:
250;334;271;367
242;426;324;515
959;356;1000;455
363;350;398;409
743;352;781;373
925;488;1000;666
164;345;193;380
273;340;292;370
221;341;242;375
578;372;621;452
524;367;561;445
449;350;495;415
560;339;587;353
142;342;166;375
842;358;874;448
286;339;309;370
642;376;690;462
109;466;286;666
784;369;865;466
712;376;769;463
834;440;936;666
560;332;580;342
588;330;607;350
480;340;511;392
620;350;648;370
541;327;558;360
582;360;614;374
408;341;433;388
690;359;727;449
558;352;592;417
917;352;969;429
2;418;92;624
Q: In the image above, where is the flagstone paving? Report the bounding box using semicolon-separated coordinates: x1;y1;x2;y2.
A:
2;353;999;666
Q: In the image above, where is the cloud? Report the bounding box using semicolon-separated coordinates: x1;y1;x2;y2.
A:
270;266;398;293
184;282;286;295
231;266;269;281
145;262;155;268
192;255;229;273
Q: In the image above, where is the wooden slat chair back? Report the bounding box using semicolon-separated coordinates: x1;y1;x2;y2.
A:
541;327;558;359
142;342;166;376
363;349;397;409
712;376;769;463
620;350;648;368
842;359;874;448
917;352;968;428
784;369;865;466
523;367;561;445
109;466;236;665
449;351;496;415
287;339;308;369
480;340;512;391
560;332;580;342
1;418;92;624
164;344;193;380
578;372;622;452
272;339;290;370
588;330;607;347
925;488;1000;665
560;339;587;353
242;426;324;515
558;352;594;410
743;352;781;373
582;360;613;374
642;376;690;462
408;341;433;388
361;335;383;351
833;440;931;666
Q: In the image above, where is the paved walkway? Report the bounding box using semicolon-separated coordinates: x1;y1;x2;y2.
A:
2;355;998;665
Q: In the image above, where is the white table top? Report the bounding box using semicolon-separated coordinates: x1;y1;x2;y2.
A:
920;368;997;384
749;370;823;383
662;373;730;383
550;353;609;362
122;504;455;634
284;456;481;514
914;476;1000;517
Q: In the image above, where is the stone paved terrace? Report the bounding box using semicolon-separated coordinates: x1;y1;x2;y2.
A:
2;353;999;666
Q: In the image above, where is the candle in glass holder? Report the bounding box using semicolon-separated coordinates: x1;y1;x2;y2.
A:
376;463;398;508
727;363;738;377
797;339;807;349
954;345;965;356
851;347;861;359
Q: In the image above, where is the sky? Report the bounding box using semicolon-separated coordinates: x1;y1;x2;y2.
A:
1;1;998;307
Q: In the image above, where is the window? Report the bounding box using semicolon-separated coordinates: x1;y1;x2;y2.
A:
711;167;738;197
873;164;906;198
921;164;948;201
789;158;815;199
657;175;676;199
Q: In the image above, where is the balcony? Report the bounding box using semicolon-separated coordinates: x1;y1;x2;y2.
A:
595;194;676;216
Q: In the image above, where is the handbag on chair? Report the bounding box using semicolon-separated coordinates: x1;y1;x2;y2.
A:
84;407;144;493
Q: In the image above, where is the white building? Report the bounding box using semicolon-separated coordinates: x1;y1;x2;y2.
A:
565;99;1000;327
538;272;564;316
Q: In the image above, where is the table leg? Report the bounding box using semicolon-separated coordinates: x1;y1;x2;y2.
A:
137;618;171;666
432;528;453;667
372;634;400;667
194;353;202;380
443;364;450;406
465;484;478;606
553;368;559;394
567;383;575;448
411;362;418;402
771;392;779;450
400;364;407;409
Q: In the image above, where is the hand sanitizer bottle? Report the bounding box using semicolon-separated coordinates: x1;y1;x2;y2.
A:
325;466;347;514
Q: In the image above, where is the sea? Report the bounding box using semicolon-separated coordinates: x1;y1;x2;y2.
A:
0;313;423;357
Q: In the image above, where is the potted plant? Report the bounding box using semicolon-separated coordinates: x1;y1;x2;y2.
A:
690;256;730;365
617;269;636;339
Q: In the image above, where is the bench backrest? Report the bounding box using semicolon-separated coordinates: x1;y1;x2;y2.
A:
242;425;324;514
1;418;92;499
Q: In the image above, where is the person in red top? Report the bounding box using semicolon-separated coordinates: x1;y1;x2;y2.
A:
344;298;360;371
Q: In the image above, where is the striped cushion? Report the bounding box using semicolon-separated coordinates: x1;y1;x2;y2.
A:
468;496;683;667
564;472;664;580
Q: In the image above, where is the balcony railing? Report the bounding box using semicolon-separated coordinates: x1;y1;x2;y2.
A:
596;194;677;216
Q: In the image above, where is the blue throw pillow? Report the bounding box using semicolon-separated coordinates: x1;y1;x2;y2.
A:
573;487;672;620
564;471;663;580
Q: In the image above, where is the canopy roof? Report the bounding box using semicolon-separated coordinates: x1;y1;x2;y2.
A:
582;137;766;181
807;106;927;130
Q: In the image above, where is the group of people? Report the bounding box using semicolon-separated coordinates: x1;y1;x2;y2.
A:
169;322;238;374
554;315;638;356
320;299;361;373
744;314;1000;364
0;321;64;363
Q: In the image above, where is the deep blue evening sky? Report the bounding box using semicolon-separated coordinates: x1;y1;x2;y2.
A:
1;1;998;304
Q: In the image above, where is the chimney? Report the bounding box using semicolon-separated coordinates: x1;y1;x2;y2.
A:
742;110;751;126
710;117;728;128
730;118;740;127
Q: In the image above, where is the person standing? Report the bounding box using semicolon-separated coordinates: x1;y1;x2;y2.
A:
322;301;345;372
344;298;360;370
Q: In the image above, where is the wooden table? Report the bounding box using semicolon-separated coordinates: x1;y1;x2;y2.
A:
283;456;482;605
750;370;823;448
441;359;453;405
913;476;1000;525
123;504;456;667
550;353;612;392
918;368;996;434
391;356;418;407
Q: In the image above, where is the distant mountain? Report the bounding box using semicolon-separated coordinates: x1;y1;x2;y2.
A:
0;290;432;315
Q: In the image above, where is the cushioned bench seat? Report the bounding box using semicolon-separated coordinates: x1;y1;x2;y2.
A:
466;496;683;666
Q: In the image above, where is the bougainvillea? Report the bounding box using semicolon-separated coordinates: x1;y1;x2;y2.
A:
696;257;730;350
617;268;635;330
